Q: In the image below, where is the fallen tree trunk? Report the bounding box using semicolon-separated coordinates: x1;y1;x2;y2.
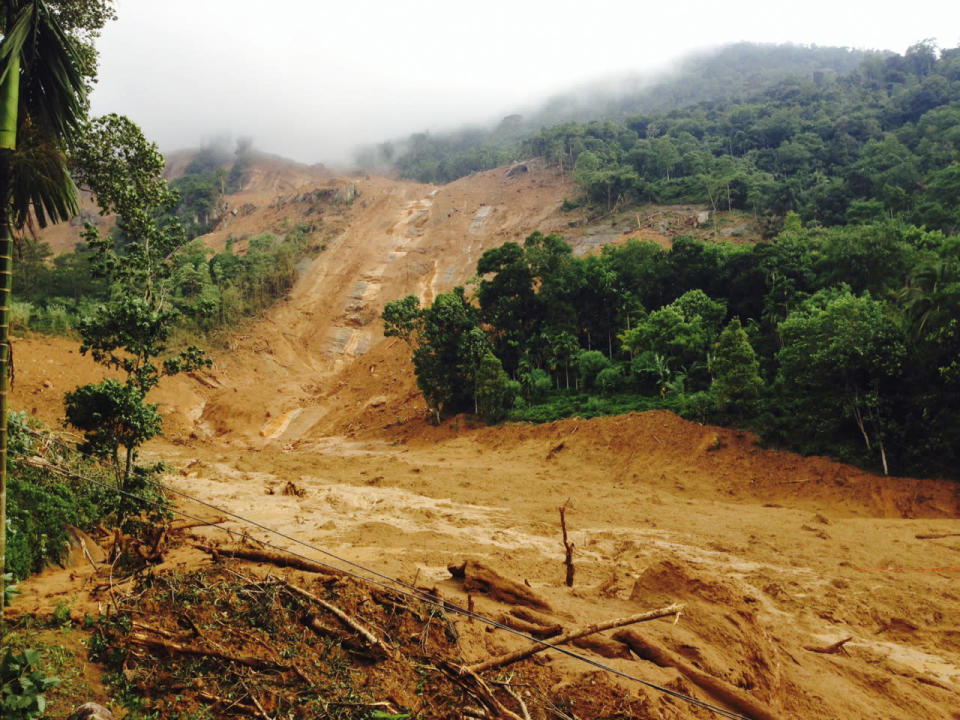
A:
509;607;558;627
201;545;343;579
613;629;778;720
449;560;551;611
467;602;683;674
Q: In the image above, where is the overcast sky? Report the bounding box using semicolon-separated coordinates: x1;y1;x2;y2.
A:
89;0;960;166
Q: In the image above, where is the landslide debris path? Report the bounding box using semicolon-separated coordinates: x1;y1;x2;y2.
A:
12;162;960;720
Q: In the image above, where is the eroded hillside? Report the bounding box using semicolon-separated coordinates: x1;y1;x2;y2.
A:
11;159;960;720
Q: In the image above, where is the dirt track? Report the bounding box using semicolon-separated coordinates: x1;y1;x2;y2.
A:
11;162;960;719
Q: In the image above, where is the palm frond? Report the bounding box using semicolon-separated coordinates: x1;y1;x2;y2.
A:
9;119;78;227
1;0;87;138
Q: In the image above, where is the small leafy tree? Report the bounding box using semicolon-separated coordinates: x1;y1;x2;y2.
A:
711;317;763;418
575;349;611;389
475;352;511;422
776;289;905;474
1;0;89;609
65;116;209;489
382;294;423;346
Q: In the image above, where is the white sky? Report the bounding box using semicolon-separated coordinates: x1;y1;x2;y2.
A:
89;0;960;166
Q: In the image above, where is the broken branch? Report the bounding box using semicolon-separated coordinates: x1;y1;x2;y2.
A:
127;632;289;672
282;580;391;658
497;612;562;639
803;636;852;655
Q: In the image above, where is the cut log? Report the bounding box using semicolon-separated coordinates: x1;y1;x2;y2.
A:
467;603;683;674
613;629;778;720
448;560;551;611
508;607;558;627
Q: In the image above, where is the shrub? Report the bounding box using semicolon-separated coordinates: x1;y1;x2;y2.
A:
10;302;32;334
596;366;624;394
0;648;60;720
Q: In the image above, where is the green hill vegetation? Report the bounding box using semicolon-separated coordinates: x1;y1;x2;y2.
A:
362;43;883;184
384;40;960;480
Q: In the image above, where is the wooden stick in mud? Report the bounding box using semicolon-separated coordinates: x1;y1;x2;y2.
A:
614;629;779;720
466;602;683;674
559;501;575;587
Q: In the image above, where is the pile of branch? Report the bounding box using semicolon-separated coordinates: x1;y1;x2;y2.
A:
97;558;671;720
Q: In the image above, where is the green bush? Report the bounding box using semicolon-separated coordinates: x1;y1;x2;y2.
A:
0;648;60;720
10;301;32;334
3;413;161;583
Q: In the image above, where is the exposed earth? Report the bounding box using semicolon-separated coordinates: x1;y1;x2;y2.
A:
8;160;960;720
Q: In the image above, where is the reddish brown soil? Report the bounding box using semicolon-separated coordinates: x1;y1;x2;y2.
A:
9;160;960;720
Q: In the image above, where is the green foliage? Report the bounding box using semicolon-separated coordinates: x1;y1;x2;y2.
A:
474;352;511;422
575;350;610;389
382;43;960;476
3;412;131;580
65;116;211;489
2;573;18;606
774;290;906;471
382;295;422;345
596;365;624;394
391;216;960;477
711;317;763;417
0;648;60;720
514;43;960;226
399;288;487;417
519;366;552;402
64;379;161;465
370;43;875;185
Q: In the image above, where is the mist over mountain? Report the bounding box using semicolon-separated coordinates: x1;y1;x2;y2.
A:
353;42;882;181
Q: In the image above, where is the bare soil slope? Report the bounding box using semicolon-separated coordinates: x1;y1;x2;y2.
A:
10;160;960;720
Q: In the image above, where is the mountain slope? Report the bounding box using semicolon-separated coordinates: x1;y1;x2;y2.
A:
10;158;960;720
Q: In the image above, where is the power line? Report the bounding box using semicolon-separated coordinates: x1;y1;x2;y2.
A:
15;432;753;720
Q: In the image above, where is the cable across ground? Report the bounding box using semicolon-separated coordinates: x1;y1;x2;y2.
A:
15;430;754;720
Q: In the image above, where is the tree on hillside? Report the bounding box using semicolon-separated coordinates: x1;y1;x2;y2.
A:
776;290;905;475
1;0;88;600
475;352;511;422
711;317;763;418
66;116;210;489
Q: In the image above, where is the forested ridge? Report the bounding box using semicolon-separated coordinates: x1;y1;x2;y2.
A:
363;43;879;184
378;40;960;239
384;40;960;480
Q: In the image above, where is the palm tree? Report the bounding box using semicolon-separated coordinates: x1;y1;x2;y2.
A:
1;0;86;597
